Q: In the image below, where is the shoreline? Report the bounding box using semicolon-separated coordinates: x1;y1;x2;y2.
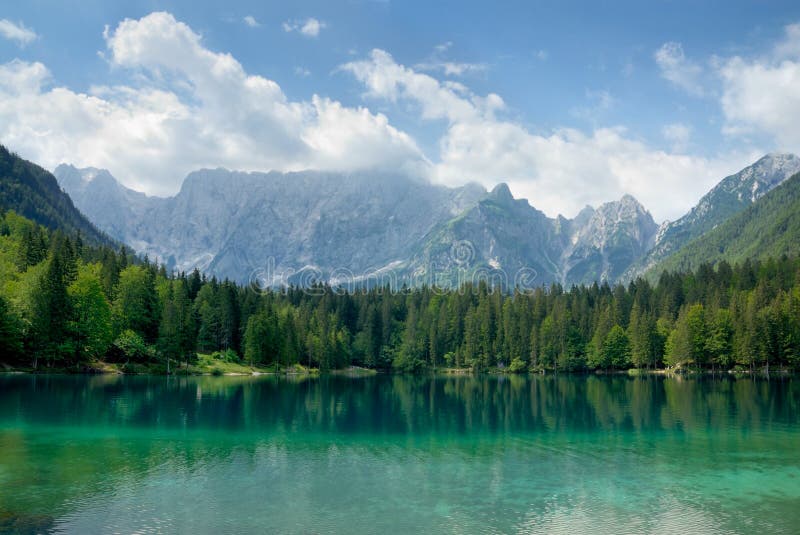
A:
1;363;793;378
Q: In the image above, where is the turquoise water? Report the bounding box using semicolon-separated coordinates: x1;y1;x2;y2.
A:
0;374;798;534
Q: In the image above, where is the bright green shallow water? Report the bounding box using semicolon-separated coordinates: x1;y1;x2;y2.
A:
0;375;798;534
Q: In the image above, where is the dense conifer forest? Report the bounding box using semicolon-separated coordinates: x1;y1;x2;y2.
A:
1;209;799;374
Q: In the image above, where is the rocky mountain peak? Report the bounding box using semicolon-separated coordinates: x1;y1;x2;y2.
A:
488;182;514;204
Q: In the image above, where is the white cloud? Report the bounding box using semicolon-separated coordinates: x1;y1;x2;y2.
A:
0;11;776;223
415;42;486;77
662;123;691;152
0;12;422;195
344;49;753;221
283;18;325;37
342;49;501;123
0;19;37;46
243;15;260;28
718;22;800;151
655;41;705;97
773;23;800;59
535;49;548;61
416;61;486;76
294;66;311;77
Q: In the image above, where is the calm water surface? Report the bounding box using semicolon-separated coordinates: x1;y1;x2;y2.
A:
0;374;798;534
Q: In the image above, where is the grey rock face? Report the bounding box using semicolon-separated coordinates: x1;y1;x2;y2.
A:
56;166;488;283
61;155;790;287
560;195;658;285
386;185;659;287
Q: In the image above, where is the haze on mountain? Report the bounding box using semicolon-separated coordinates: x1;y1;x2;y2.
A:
56;158;670;287
52;151;800;288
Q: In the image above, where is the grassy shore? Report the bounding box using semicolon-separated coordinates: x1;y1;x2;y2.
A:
1;359;792;376
0;354;319;376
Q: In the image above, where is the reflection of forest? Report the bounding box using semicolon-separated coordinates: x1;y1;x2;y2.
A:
0;374;797;528
2;375;797;434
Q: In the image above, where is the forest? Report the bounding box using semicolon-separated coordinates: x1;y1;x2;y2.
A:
0;209;798;374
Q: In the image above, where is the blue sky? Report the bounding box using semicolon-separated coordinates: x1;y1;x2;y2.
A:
1;1;800;220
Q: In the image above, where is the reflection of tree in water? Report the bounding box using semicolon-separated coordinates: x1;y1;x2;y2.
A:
0;374;797;524
2;375;798;435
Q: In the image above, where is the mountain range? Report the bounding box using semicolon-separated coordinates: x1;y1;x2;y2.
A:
54;163;668;286
1;145;797;287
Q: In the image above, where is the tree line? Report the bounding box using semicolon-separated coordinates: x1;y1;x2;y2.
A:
0;210;798;373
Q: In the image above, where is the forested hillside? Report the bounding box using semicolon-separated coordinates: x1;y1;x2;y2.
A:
1;210;798;374
653;172;800;276
0;146;111;246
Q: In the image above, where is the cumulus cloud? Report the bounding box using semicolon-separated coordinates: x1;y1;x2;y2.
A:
655;41;705;96
718;22;800;150
0;19;37;46
0;12;422;195
243;15;260;28
344;49;753;221
0;11;777;222
283;18;325;37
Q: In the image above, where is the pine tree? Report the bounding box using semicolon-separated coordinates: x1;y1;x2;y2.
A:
68;264;113;360
603;325;631;369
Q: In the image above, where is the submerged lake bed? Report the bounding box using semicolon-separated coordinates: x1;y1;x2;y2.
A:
0;374;798;534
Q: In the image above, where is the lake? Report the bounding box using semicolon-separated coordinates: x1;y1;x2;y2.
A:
0;374;798;534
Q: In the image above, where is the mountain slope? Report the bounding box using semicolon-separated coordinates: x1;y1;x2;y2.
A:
57;166;487;282
560;195;658;284
405;184;565;285
625;153;800;278
0;146;111;245
58;164;661;286
403;187;658;287
651;171;800;275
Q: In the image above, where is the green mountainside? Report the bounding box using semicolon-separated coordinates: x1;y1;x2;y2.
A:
651;171;800;276
625;153;800;279
0;145;111;246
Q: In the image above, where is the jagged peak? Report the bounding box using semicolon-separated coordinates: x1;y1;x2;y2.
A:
619;193;641;205
489;182;514;203
758;152;799;163
594;193;649;217
55;163;118;185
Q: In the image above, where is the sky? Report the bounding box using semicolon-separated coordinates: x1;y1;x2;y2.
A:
1;1;800;221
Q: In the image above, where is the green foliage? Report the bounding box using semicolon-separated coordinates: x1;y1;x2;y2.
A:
0;294;22;359
653;172;800;276
112;329;153;362
1;209;800;374
603;325;631;369
211;349;240;363
113;265;159;342
508;357;528;373
68;263;113;359
0;145;111;245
